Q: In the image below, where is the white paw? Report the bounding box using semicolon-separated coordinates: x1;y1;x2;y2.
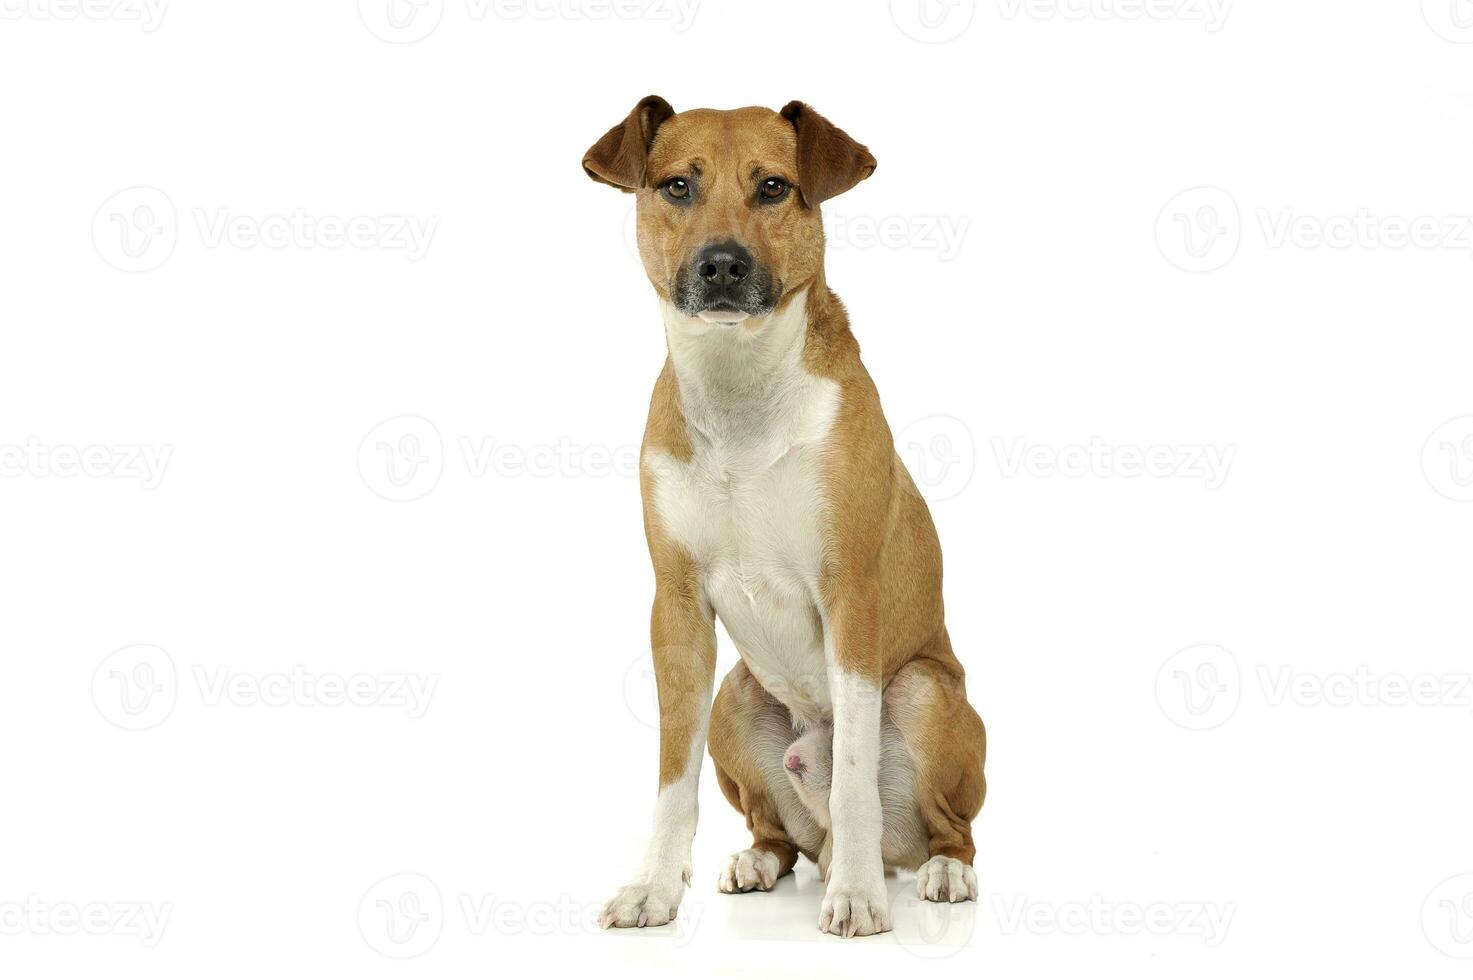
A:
915;855;977;903
599;869;689;928
717;848;781;893
819;873;892;937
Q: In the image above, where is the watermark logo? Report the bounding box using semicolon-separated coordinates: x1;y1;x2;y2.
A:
1422;416;1473;502
1423;0;1473;43
997;0;1231;31
92;186;177;273
358;415;445;502
1156;186;1240;273
359;873;444;959
622;654;660;730
896;415;976;502
890;0;976;42
358;0;445;42
1155;644;1240;730
622;647;719;732
0;0;168;30
91;644;178;731
892;893;977;958
1424;874;1473;958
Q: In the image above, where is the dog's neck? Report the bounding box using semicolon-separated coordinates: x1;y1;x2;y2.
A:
660;288;831;449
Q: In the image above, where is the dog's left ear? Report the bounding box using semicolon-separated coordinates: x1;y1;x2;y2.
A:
780;101;877;208
583;95;677;192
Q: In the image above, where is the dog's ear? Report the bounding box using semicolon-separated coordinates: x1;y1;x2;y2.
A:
780;101;877;208
583;95;677;192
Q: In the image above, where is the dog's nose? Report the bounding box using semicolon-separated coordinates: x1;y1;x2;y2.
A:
695;242;751;288
784;753;806;774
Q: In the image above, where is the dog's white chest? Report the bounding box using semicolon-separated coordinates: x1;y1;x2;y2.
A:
646;297;841;724
648;427;837;723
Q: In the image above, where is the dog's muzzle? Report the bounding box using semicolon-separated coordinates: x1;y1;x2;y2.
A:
673;241;780;324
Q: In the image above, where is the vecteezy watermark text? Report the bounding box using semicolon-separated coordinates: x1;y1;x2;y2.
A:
0;438;171;489
991;894;1235;946
358;872;702;958
192;666;438;717
0;896;172;947
1157;644;1473;731
358;415;639;502
993;437;1236;489
357;0;699;43
92;644;438;730
996;0;1231;31
0;0;168;30
193;209;436;260
1158;186;1473;273
92;186;437;272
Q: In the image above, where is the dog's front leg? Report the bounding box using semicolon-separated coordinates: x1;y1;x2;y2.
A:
600;582;716;928
819;589;891;937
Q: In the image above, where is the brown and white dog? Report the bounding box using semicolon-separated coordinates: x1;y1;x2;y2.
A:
586;97;987;938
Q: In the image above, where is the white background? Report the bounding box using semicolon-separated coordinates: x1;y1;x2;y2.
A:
3;0;1472;976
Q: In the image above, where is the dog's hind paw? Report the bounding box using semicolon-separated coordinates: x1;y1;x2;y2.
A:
915;855;977;903
717;848;781;893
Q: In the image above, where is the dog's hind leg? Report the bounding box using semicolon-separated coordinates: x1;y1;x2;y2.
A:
883;641;987;903
781;721;931;883
708;661;823;893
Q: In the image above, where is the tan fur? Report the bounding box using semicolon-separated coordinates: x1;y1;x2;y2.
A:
640;364;710;786
588;96;986;887
708;661;820;875
632;106;825;311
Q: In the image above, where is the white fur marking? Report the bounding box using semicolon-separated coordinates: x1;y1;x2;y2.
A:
645;290;840;727
601;684;711;928
820;664;891;936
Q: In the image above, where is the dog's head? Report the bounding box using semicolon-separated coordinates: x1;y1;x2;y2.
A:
583;97;875;325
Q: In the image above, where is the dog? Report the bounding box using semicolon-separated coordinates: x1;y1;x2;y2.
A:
586;97;987;938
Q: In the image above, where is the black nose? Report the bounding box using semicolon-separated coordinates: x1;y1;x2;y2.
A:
695;242;752;289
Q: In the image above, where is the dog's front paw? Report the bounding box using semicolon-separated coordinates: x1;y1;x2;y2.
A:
819;873;892;937
915;855;977;903
717;848;781;893
600;871;689;928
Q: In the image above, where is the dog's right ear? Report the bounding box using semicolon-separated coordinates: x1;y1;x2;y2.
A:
582;95;676;192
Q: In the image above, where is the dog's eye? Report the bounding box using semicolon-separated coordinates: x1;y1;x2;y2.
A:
662;178;691;202
759;177;789;202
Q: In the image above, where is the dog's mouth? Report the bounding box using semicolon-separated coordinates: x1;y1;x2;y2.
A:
685;295;779;326
696;303;750;325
